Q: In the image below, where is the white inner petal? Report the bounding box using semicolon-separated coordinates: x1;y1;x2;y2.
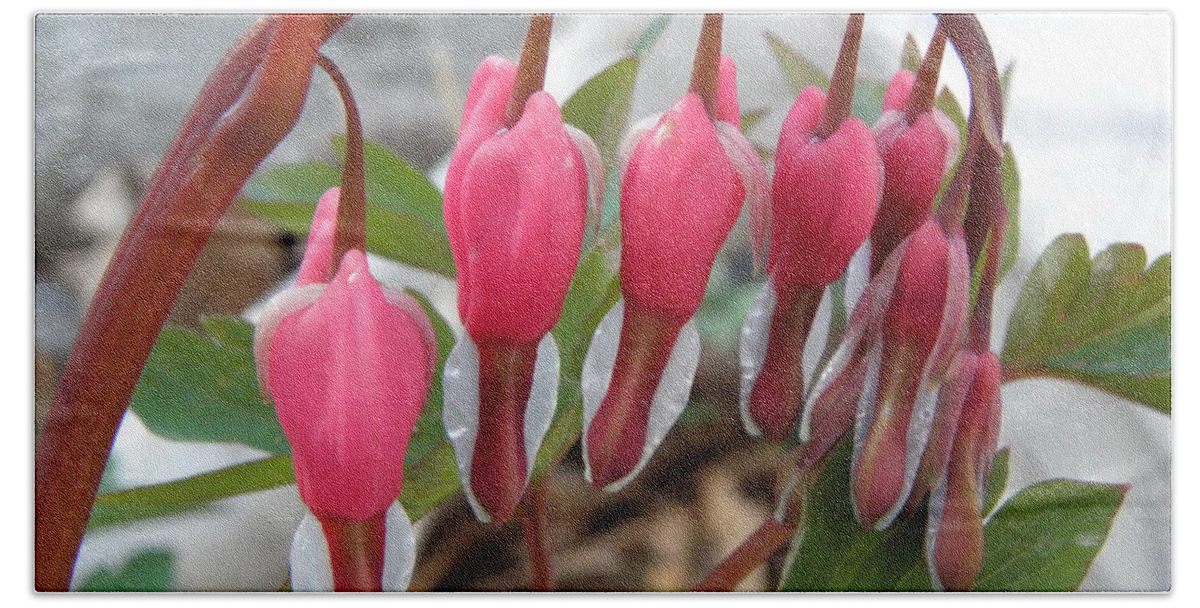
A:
381;502;416;592
288;502;416;592
580;298;701;492
289;509;332;592
924;477;951;592
738;279;776;438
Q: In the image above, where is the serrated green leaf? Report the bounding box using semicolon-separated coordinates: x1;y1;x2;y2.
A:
983;447;1010;517
901;33;922;73
331;137;444;228
242;201;455;277
87;455;296;529
130;316;290;455
975;479;1126;591
764;30;829;95
562;56;639;168
1001;235;1171;413
78;549;175;592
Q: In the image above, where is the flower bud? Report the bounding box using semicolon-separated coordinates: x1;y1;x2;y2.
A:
849;220;970;530
800;220;969;531
925;350;1002;592
583;57;767;490
870;70;959;271
441;56;603;523
255;188;435;590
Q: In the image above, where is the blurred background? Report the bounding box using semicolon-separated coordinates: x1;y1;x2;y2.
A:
33;13;1170;591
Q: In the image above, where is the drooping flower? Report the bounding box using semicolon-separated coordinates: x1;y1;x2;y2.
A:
582;55;768;491
441;55;603;523
923;350;1002;592
740;83;883;442
870;70;960;272
255;187;436;591
799;219;970;531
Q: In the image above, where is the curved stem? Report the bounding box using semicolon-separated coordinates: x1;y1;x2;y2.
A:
815;13;864;139
505;13;552;128
688;13;723;119
316;53;366;275
33;15;345;591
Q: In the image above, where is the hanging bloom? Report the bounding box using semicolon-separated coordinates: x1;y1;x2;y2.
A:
441;55;603;523
739;84;883;443
870;70;960;271
582;55;768;491
798;219;970;531
255;187;436;591
924;350;1002;592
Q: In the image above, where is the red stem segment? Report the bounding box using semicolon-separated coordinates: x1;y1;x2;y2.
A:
696;518;795;591
688;13;723;120
505;13;553;128
903;25;947;124
815;14;864;140
470;339;539;524
318;511;387;592
747;284;824;442
34;15;346;591
316;53;366;274
520;478;554;591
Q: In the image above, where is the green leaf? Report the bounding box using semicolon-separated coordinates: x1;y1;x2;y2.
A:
78;549;175;592
998;144;1022;283
740;108;769;135
851;79;886;126
88;456;296;529
1000;61;1015;111
780;443;1037;592
401;441;462;522
241;161;340;204
331;137;445;228
780;440;933;591
562;56;639;167
242;200;455;277
1001;235;1171;413
901;33;922;73
983;447;1010;517
402;291;457;466
130;316;290;455
632;14;670;55
764;30;829;95
975;479;1127;591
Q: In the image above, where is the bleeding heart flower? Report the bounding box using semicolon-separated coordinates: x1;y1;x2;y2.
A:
582;56;768;491
441;56;603;523
255;187;436;591
739;84;882;443
924;350;1002;592
797;220;969;531
870;70;960;272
